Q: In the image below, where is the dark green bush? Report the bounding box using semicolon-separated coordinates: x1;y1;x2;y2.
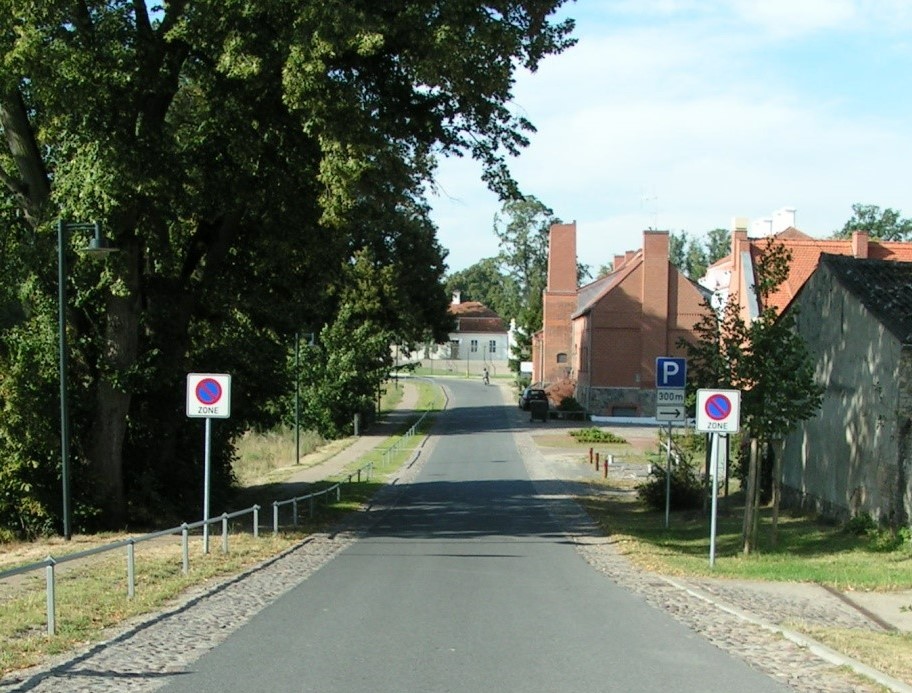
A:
557;396;585;411
843;512;876;536
637;457;704;512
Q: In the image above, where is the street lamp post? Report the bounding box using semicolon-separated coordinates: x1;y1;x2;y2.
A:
294;331;314;465
57;219;117;540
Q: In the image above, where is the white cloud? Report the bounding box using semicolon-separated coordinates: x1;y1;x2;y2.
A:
729;0;857;36
430;4;912;273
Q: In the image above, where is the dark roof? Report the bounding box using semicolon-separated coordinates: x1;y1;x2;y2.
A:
818;254;912;344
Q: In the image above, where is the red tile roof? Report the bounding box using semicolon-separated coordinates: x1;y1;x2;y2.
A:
751;234;912;313
448;301;507;333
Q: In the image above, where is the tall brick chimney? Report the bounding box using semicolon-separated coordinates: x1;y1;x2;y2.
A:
547;222;577;292
540;222;577;384
641;231;670;386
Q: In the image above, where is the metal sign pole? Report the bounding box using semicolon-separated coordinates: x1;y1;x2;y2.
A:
294;332;301;465
203;417;212;554
709;432;720;568
664;421;672;529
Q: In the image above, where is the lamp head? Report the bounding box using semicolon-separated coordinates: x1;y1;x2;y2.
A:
80;223;118;256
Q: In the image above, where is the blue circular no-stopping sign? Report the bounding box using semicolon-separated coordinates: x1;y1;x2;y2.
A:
195;378;222;406
704;393;732;421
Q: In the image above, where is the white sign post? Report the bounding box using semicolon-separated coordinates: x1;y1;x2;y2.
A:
696;388;741;568
709;433;723;568
187;374;232;554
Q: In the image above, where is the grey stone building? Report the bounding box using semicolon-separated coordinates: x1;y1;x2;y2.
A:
782;254;912;526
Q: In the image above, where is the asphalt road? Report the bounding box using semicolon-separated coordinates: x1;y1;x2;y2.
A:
159;379;789;693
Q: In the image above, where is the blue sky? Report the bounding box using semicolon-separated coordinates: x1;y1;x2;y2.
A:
428;0;912;273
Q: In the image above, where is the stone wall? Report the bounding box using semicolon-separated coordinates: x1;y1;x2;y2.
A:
578;385;655;417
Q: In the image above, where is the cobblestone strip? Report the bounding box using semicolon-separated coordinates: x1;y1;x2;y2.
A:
513;429;897;693
0;533;357;693
0;444;432;693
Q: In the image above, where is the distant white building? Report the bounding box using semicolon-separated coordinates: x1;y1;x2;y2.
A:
404;291;512;376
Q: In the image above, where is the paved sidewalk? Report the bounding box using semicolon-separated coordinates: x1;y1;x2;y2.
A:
282;379;422;486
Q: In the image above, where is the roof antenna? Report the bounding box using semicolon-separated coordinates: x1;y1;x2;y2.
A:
640;188;659;230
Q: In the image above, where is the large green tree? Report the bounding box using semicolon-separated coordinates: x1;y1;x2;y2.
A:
493;195;556;367
0;1;574;534
445;257;519;321
834;203;912;241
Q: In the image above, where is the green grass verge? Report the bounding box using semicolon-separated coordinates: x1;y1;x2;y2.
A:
578;483;912;687
578;489;912;589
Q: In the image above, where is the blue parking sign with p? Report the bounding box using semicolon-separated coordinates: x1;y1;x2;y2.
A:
656;357;686;388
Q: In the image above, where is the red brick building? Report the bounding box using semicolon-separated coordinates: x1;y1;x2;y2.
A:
533;223;710;416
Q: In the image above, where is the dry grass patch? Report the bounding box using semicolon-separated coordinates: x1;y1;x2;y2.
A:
796;625;912;685
233;426;327;486
0;532;302;675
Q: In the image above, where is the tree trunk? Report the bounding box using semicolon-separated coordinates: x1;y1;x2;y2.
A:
0;88;51;221
751;443;763;549
770;438;783;548
89;242;140;525
742;437;759;554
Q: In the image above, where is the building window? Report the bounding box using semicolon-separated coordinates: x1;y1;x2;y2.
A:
612;405;638;417
470;339;478;353
556;352;568;364
450;340;460;359
488;340;497;354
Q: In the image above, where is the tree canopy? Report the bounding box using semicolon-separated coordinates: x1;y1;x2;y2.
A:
669;228;730;279
835;203;912;241
0;1;575;536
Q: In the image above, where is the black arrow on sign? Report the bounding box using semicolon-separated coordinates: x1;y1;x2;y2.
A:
658;408;683;418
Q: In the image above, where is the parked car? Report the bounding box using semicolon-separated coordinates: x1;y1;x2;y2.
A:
518;387;548;411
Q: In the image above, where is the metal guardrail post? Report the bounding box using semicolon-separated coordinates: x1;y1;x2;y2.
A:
273;502;279;534
253;504;260;538
221;514;229;553
181;524;190;575
127;539;136;599
336;485;341;501
46;558;56;636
